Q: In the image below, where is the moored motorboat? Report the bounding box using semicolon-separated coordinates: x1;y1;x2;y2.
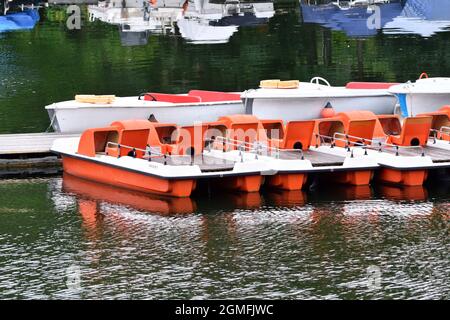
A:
241;78;398;121
388;75;450;117
45;90;244;133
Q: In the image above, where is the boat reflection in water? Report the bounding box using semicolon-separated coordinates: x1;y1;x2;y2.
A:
264;190;307;207
62;173;197;217
88;0;184;46
300;0;403;37
88;0;275;45
301;0;450;38
383;0;450;37
179;0;275;44
0;9;39;33
377;185;428;201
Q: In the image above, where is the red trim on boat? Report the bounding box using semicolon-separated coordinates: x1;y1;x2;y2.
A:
188;90;241;102
345;82;398;90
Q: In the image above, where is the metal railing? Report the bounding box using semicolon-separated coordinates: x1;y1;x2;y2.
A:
105;141;193;165
208;136;305;161
314;132;426;157
430;126;450;144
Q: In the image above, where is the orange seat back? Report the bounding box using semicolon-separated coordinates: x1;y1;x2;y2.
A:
312;119;345;146
377;115;402;137
345;119;376;146
119;128;151;158
390;116;433;146
417;111;450;138
260;120;284;140
283;120;316;150
336;110;385;138
171;124;209;155
229;122;264;150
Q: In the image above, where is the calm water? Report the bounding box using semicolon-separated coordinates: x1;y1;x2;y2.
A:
0;0;449;299
0;176;448;299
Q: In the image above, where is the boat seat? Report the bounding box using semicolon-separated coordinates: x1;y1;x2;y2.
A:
168;124;209;156
229;122;262;151
259;119;284;148
417;111;450;140
377;115;402;136
345;82;397;90
342;119;376;147
312;119;345;146
144;93;202;104
282;120;316;150
187;90;241;102
388;116;433;147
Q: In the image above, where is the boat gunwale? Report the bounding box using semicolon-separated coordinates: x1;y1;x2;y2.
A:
52;150;266;180
44;99;243;110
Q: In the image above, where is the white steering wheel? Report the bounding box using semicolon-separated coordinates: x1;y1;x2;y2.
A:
310;77;331;87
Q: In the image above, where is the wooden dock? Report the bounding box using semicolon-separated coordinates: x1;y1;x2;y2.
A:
0;132;79;176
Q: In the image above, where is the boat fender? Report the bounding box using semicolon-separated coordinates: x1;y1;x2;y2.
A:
320;102;335;118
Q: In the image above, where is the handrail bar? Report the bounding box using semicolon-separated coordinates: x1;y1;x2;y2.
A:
314;132;425;157
331;132;425;153
105;141;191;159
211;136;305;159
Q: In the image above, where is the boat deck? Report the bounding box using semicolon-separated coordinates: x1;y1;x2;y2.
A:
279;150;345;167
381;145;450;163
424;146;450;163
150;154;236;172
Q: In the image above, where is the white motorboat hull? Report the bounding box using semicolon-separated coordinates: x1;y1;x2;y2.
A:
389;78;450;116
46;100;245;133
246;95;397;121
400;93;450;116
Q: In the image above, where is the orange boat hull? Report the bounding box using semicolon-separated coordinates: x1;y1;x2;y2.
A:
220;175;263;193
328;170;373;186
265;173;308;191
62;156;196;197
377;168;428;186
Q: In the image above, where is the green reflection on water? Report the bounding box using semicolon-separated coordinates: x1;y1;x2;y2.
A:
1;1;450;133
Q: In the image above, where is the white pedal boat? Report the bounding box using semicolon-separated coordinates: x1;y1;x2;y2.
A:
241;78;398;122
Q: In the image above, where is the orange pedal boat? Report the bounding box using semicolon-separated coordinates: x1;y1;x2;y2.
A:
51;120;268;197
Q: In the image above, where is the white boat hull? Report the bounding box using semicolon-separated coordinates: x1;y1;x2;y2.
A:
389;78;450;116
404;93;450;116
47;101;245;133
247;95;397;121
